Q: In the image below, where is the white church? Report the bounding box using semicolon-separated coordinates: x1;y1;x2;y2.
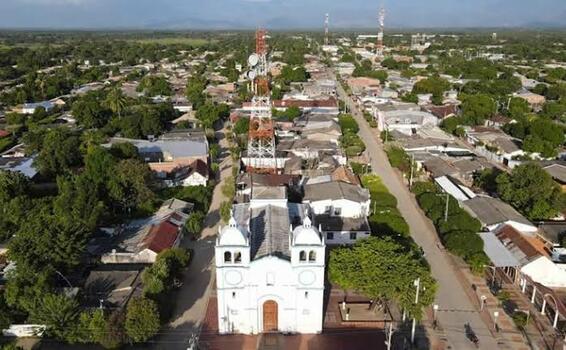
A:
215;186;326;334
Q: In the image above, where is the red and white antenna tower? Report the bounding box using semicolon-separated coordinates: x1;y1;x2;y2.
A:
246;28;276;174
376;6;385;57
324;13;329;46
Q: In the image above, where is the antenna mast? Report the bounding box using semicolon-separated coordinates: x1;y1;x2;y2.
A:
324;13;330;46
376;6;385;57
246;28;276;174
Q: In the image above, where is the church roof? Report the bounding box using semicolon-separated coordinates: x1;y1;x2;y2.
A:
232;203;309;261
250;205;291;260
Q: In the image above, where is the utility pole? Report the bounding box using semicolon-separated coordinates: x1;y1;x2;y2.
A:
444;193;449;222
385;322;393;350
409;154;415;188
411;278;420;344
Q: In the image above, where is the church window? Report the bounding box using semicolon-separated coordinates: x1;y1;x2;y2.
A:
309;251;316;262
224;251;232;263
266;273;275;286
232;292;236;298
327;232;334;240
299;251;306;262
234;251;242;263
333;207;342;216
304;291;309;299
350;232;357;240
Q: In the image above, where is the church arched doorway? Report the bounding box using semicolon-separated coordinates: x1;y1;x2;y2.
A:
262;300;278;332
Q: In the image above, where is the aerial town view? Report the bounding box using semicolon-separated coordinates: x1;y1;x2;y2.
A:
0;1;566;349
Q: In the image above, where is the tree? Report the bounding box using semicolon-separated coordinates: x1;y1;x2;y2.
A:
186;211;205;236
507;97;530;120
125;297;160;343
443;231;484;259
412;76;451;100
29;293;80;341
105;86;127;119
461;94;496;125
220;201;232;223
496;163;565;220
233;117;249;135
35;129;82;176
72;92;110;128
338;114;359;133
0;170;29;204
108;159;154;213
328;237;436;318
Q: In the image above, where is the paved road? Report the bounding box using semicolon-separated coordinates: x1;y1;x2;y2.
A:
150;126;233;350
335;81;501;350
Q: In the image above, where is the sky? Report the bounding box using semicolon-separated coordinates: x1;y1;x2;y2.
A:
0;0;565;29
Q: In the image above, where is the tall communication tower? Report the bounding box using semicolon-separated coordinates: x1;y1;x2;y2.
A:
246;28;276;173
376;6;385;57
324;13;330;46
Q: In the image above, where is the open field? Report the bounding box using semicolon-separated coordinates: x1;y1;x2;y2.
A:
131;37;215;46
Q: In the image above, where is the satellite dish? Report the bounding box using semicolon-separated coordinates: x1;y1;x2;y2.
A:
248;54;259;67
247;70;257;81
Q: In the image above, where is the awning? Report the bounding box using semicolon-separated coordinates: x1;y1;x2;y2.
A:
479;232;521;267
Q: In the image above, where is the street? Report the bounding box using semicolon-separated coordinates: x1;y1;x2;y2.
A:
149;126;233;350
335;81;502;349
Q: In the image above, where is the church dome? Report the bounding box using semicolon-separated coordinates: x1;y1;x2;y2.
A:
293;215;322;245
219;216;247;246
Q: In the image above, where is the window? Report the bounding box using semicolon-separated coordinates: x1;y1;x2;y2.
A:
309;251;316;262
350;232;357;240
234;251;242;263
333;207;342;216
304;291;309;299
299;251;306;262
224;251;232;263
232;292;236;298
327;232;334;240
324;206;332;214
266;273;275;286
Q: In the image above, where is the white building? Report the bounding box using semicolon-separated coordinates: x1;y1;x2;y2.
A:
215;187;325;334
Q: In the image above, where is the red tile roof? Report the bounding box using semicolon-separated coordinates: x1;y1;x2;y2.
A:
142;220;180;253
190;159;209;177
273;98;338;109
0;130;10;138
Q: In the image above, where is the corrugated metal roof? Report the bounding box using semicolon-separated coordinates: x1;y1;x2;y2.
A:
479;232;520;267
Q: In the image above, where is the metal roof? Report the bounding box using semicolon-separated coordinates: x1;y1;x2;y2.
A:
479;232;520;267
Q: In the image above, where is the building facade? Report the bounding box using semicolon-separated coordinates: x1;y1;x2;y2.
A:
215;191;325;334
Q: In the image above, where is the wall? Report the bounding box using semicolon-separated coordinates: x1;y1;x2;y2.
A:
309;198;369;218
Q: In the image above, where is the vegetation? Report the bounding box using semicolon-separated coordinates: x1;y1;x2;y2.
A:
412;181;488;273
329;237;436;319
495;163;565;220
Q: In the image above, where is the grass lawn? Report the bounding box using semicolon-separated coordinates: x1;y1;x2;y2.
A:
361;174;389;194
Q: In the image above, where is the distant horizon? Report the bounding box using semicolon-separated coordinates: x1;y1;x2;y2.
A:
1;0;565;31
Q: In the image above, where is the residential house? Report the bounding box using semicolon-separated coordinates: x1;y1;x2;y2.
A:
346;77;382;96
83;264;144;310
542;163;566;192
160;159;209;188
101;199;193;264
377;109;438;135
21;101;54;114
462;196;537;233
303;181;371;244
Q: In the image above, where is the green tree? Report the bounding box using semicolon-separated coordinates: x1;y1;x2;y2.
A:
444;231;484;259
29;293;80;341
108;159;154;213
496;163;565;220
125;297;160;343
105;86;127;119
461;94;496;125
186;211;205;236
0;170;29;204
35;129;82;176
328;237;436;319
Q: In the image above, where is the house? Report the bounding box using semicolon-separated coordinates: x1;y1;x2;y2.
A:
107;135;208;176
377;109;438;135
542;163;566;191
422;104;459;120
21;101;54;114
215;187;325;334
484;115;512;128
346;77;381;96
303;181;370;218
160;159;209;187
465;127;524;167
514;91;546;110
83;264;144;310
462;196;536;233
272;98;339;115
0;156;38;179
100;199;192;264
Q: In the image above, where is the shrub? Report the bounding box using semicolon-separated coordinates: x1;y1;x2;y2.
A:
338;114;359;133
125;297;160;343
369;212;410;237
371;192;398;208
444;231;484;259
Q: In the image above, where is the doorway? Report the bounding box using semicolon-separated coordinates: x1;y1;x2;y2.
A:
262;300;278;332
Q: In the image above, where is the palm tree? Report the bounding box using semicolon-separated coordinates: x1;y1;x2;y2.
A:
36;74;47;100
105;86;127;119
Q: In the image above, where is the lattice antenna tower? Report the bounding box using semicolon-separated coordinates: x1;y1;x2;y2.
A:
246;28;276;173
376;6;385;57
324;13;330;46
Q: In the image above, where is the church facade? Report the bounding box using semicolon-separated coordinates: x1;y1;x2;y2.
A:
215;187;326;334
